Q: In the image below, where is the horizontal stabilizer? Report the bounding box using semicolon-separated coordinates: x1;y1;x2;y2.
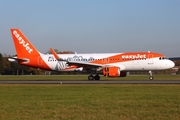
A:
8;57;29;63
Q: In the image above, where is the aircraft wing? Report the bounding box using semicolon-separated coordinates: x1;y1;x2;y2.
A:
67;61;103;67
50;48;106;68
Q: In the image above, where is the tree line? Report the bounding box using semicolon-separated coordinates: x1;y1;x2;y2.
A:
0;53;39;75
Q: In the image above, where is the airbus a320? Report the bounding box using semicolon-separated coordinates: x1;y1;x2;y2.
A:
8;29;175;80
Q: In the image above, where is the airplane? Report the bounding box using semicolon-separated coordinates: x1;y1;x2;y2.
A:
8;28;175;80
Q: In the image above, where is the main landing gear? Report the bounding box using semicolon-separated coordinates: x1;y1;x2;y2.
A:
88;74;100;80
149;71;154;80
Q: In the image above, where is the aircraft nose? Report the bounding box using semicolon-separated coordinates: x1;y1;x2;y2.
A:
169;60;175;68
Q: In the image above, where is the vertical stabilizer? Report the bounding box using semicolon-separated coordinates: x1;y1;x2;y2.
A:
10;29;40;58
9;29;51;69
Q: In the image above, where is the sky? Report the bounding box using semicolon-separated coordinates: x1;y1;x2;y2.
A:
0;0;180;57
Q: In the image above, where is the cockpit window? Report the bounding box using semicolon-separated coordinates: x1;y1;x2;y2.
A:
159;57;168;60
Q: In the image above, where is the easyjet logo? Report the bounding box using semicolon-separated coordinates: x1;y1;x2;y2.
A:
13;30;33;53
122;54;146;59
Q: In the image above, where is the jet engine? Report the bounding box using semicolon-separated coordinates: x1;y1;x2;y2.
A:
103;66;127;77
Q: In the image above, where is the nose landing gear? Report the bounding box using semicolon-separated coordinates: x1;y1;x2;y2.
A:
149;71;154;80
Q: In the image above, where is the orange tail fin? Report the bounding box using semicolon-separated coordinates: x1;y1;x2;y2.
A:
10;29;40;58
10;29;52;70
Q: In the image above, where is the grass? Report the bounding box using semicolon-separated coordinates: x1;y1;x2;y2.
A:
0;84;180;120
0;74;180;80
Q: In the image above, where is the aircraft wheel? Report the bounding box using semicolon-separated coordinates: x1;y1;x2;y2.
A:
149;76;154;80
149;71;153;80
88;75;94;80
94;74;100;80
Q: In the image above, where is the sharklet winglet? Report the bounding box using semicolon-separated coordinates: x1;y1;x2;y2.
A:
50;48;66;61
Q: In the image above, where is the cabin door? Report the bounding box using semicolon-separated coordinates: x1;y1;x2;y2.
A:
148;54;153;64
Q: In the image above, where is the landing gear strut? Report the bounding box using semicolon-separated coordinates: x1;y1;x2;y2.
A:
88;74;100;80
149;71;154;80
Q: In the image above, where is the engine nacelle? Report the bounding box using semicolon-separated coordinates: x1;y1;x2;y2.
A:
103;66;127;77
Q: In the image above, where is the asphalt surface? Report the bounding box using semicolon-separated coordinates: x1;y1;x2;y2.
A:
0;80;180;84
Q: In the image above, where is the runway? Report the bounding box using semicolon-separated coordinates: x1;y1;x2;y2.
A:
0;80;180;84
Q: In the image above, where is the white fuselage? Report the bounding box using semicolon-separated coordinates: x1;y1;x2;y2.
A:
39;53;175;72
